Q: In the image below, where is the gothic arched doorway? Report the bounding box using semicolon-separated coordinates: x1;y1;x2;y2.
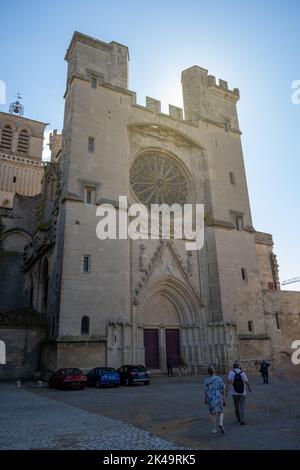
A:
138;276;204;372
143;293;181;370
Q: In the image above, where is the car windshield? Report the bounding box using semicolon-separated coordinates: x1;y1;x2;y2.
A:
132;366;146;372
62;368;82;375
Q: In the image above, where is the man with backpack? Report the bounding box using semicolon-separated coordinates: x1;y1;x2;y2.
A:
227;362;252;425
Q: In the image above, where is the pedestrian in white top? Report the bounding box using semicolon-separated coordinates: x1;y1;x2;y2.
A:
226;362;252;425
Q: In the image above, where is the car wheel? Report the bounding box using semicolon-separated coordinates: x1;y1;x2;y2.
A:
80;385;85;390
125;378;130;386
96;381;101;388
144;381;150;386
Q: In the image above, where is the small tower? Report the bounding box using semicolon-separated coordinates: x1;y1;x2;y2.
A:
9;93;24;117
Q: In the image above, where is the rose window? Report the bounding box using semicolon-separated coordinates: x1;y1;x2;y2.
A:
129;152;190;206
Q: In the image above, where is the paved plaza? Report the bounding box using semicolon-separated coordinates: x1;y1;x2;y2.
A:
0;384;181;450
0;372;299;450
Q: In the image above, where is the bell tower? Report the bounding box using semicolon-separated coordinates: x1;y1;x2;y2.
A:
0;96;47;207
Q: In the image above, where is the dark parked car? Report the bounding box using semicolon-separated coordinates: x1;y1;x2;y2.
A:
49;368;87;390
118;365;150;386
86;367;120;388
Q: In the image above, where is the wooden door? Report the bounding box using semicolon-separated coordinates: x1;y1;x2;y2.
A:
144;329;159;369
165;329;180;367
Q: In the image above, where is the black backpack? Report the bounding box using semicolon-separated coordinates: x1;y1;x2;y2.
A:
233;370;245;394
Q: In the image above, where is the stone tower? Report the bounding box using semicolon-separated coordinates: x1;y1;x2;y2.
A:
181;67;270;360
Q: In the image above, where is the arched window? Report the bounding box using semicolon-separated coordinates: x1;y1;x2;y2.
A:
0;124;13;150
17;129;29;154
81;316;90;335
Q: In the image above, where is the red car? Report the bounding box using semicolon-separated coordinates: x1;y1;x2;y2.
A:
49;368;87;390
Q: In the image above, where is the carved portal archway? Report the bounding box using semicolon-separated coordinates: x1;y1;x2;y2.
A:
136;276;204;371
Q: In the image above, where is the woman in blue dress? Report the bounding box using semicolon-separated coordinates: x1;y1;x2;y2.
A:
204;366;225;434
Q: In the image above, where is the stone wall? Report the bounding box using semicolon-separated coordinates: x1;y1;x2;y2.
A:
0;252;26;311
255;231;280;290
40;339;106;377
0;327;45;380
263;290;300;370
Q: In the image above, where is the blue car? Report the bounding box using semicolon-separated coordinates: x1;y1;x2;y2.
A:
86;367;120;388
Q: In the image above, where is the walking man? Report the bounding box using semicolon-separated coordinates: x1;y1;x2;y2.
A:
167;356;173;376
259;359;271;384
227;362;252;425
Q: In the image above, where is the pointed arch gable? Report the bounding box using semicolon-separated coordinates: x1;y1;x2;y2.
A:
137;275;203;328
133;240;202;309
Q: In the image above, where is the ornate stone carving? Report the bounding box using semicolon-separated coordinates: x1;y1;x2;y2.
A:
132;240;201;306
139;244;146;272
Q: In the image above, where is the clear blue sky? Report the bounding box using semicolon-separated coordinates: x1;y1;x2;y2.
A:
1;0;299;289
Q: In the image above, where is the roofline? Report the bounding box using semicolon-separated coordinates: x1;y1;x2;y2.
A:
0;110;49;127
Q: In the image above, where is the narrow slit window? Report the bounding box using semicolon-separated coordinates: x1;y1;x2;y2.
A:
229;172;236;185
88;136;95;153
91;76;97;89
81;316;90;335
85;187;95;205
235;216;243;231
86;190;92;204
248;321;254;332
241;267;248;281
224;119;231;132
275;313;280;330
83;255;90;273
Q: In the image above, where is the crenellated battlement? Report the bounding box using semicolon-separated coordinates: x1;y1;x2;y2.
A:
207;74;240;98
130;92;184;122
182;66;239;100
64;32;240;129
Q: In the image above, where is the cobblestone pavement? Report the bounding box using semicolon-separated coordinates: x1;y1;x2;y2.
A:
29;372;300;450
0;384;182;450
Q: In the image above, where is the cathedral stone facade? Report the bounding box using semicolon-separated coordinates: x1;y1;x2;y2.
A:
0;32;299;379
